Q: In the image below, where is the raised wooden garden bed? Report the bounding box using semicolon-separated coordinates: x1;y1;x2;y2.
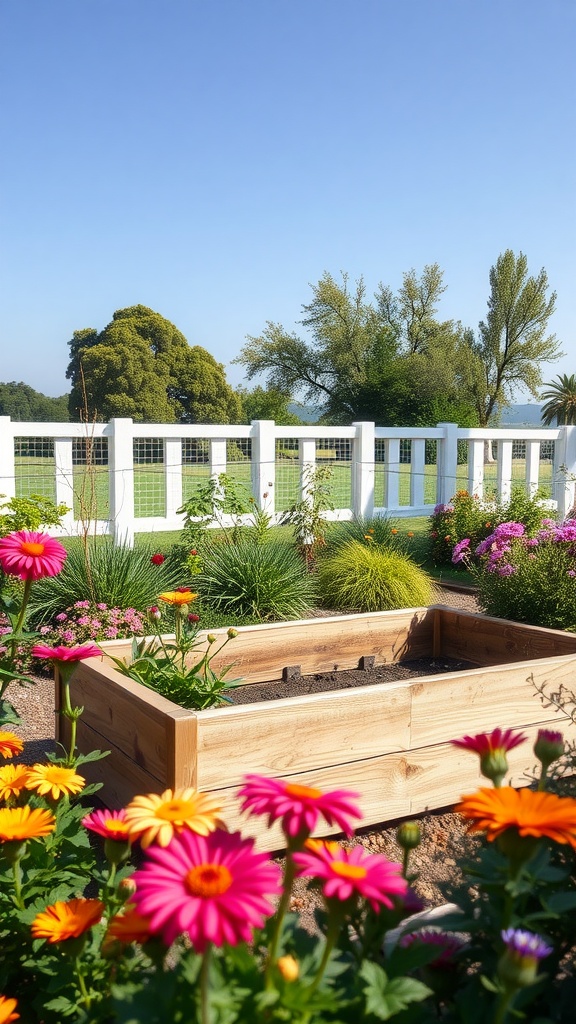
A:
55;607;576;851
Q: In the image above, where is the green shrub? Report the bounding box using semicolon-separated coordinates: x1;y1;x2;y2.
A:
194;537;317;620
328;515;402;552
430;487;551;567
317;540;436;612
0;493;69;536
474;521;576;630
29;539;188;625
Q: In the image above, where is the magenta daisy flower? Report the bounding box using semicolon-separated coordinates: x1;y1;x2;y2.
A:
131;829;282;950
31;643;101;662
238;774;362;839
0;531;67;581
293;839;407;909
82;808;130;841
452;728;527;757
451;727;527;786
400;929;466;966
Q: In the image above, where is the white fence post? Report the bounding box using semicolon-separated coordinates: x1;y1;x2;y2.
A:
54;438;76;533
553;426;576;518
165;438;183;522
108;418;135;546
352;421;375;519
410;438;426;508
250;420;276;512
384;439;400;509
496;440;513;502
468;440;485;497
436;423;458;504
0;417;15;501
525;441;541;497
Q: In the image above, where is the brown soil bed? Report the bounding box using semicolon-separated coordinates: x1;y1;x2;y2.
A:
229;655;477;704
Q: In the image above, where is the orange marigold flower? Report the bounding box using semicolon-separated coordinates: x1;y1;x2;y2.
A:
0;765;31;801
25;764;85;801
158;590;197;606
0;806;55;842
0;732;23;760
31;898;104;943
124;787;225;848
106;904;153;945
391;528;398;535
456;787;576;848
0;995;20;1023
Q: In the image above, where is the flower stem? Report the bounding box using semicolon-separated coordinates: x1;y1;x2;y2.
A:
75;958;91;1010
307;909;344;996
266;851;298;986
200;943;213;1024
12;859;25;910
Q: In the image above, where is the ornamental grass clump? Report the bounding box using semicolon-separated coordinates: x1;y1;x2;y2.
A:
194;536;318;620
28;539;187;626
317;539;435;612
453;518;576;629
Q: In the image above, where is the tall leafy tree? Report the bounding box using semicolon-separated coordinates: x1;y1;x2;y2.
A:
541;374;576;426
237;385;305;425
236;269;477;426
0;382;70;421
66;305;240;423
467;250;562;426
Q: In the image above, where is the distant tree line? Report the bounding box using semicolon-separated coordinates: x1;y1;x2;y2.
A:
2;251;564;428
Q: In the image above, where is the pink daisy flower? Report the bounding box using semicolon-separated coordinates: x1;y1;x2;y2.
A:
451;728;526;757
0;530;66;581
400;929;466;966
82;808;130;841
293;839;407;909
131;829;282;950
238;774;361;839
31;643;101;662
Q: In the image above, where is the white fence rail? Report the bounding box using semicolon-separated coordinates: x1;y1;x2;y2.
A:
1;416;575;546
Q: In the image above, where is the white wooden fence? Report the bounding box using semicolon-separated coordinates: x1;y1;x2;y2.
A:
1;416;575;546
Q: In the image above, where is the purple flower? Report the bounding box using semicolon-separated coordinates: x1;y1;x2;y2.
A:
433;503;454;515
494;521;525;539
55;612;68;622
452;538;471;564
501;928;552;962
496;563;516;577
568;570;576;578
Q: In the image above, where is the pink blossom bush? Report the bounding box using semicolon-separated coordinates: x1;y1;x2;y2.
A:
34;602;148;649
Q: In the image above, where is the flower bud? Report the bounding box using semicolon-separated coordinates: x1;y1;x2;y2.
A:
188;613;200;623
189;549;198;556
227;627;238;639
534;728;564;771
148;605;161;622
117;877;137;900
150;553;165;565
397;821;421;851
207;634;217;644
498;928;552;990
277;954;299;981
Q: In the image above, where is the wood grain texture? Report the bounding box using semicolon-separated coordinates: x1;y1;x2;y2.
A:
439;607;576;664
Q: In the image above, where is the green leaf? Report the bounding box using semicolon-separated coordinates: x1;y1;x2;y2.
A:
359;962;432;1020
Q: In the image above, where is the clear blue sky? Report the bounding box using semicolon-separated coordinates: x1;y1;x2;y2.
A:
1;0;574;402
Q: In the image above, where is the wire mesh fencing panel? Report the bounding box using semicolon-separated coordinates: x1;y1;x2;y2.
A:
133;438;165;517
15;437;56;501
181;439;211;504
316;438;352;510
72;437;109;521
275;438;300;512
224;438;252;492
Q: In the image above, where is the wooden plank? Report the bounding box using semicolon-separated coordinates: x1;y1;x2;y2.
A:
100;608;435;685
438;607;576;664
65;660;195;781
170;714;199;790
409;655;576;749
73;718;167;807
210;719;576;852
196;682;412;789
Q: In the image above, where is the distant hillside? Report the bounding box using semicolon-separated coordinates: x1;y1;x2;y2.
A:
288;403;546;427
498;404;543;426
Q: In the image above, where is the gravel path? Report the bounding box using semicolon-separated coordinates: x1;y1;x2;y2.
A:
6;589;480;927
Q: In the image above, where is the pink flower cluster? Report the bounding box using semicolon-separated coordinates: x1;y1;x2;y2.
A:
38;602;147;647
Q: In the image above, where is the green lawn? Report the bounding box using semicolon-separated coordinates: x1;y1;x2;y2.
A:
14;455;554;521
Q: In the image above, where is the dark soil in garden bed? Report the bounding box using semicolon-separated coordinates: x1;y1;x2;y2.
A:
228;655;477;704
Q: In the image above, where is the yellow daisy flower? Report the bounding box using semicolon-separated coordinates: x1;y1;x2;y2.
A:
25;765;85;801
31;898;104;943
124;787;225;848
0;732;24;760
0;806;55;841
0;765;31;801
158;590;198;606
